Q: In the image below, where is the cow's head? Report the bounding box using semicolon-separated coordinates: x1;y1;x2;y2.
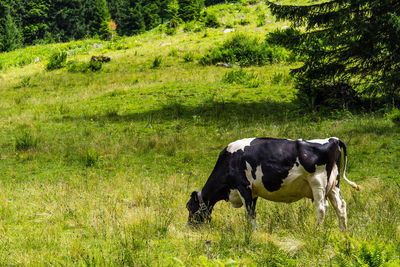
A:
186;191;211;224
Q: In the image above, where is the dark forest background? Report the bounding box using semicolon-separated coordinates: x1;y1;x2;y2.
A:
0;0;232;52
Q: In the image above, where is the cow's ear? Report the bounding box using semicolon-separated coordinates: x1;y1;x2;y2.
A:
191;191;198;201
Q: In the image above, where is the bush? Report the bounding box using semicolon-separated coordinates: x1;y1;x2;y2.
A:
200;34;288;67
271;72;292;85
15;130;37;151
164;18;181;35
82;149;99;167
152;56;162;68
203;12;220;28
183;52;194;62
183;21;196;32
387;109;400;126
88;60;102;72
238;19;250;26
222;69;261;87
66;60;102;73
257;14;266;27
46;51;67;71
164;25;178;35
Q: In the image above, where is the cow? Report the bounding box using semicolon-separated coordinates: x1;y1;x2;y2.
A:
186;137;361;230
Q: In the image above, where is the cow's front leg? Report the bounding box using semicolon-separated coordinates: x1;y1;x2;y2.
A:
237;186;258;230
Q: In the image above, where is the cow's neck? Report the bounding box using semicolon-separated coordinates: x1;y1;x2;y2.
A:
200;179;229;209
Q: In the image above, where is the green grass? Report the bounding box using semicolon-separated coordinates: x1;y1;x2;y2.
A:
0;1;400;265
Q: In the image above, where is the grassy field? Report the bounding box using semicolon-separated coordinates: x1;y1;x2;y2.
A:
1;1;400;266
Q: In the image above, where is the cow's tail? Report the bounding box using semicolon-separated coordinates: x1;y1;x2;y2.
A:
338;139;361;191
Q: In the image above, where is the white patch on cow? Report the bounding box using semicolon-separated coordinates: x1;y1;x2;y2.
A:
326;163;339;195
306;137;339;145
251;159;316;203
308;164;329;226
227;138;255;153
245;161;255;184
228;189;243;208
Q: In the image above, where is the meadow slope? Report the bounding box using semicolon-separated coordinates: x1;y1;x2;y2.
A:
0;1;400;266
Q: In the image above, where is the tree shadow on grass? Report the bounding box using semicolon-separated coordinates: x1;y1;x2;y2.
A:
61;100;299;126
58;99;400;136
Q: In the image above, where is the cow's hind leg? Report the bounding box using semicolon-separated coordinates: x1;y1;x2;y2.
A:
309;173;329;227
328;186;347;230
237;186;258;230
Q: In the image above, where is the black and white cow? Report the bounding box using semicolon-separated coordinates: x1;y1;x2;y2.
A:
186;137;360;230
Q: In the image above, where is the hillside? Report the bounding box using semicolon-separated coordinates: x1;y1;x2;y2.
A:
0;1;400;265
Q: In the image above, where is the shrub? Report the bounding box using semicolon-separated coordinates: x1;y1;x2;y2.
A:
152;56;162;68
66;60;102;73
257;14;266;27
88;60;102;72
387;109;400;126
15;130;37;151
183;21;196;32
46;51;67;71
238;19;251;26
222;69;261;87
83;149;99;167
223;69;249;84
164;25;178;35
168;49;178;57
183;52;194;62
164;18;181;35
203;12;220;28
200;34;288;67
271;72;292;85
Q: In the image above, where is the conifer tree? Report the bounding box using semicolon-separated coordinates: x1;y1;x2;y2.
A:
143;2;161;30
115;0;145;36
266;0;400;107
47;0;87;42
85;0;112;40
21;0;51;44
178;0;204;22
0;3;22;51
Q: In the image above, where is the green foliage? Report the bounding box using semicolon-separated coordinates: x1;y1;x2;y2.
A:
183;52;194;62
46;51;67;71
203;11;221;28
86;0;112;40
183;21;196;32
222;69;261;87
14;130;37;151
66;60;103;73
152;56;162;68
0;0;113;50
237;18;250;26
334;238;400;267
178;0;204;22
267;0;400;107
143;2;161;30
82;148;99;167
0;4;22;52
200;34;288;66
256;13;266;27
386;109;400;126
114;1;145;36
271;72;292;86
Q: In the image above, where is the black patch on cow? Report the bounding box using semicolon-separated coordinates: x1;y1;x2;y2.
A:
243;138;298;192
299;138;342;189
